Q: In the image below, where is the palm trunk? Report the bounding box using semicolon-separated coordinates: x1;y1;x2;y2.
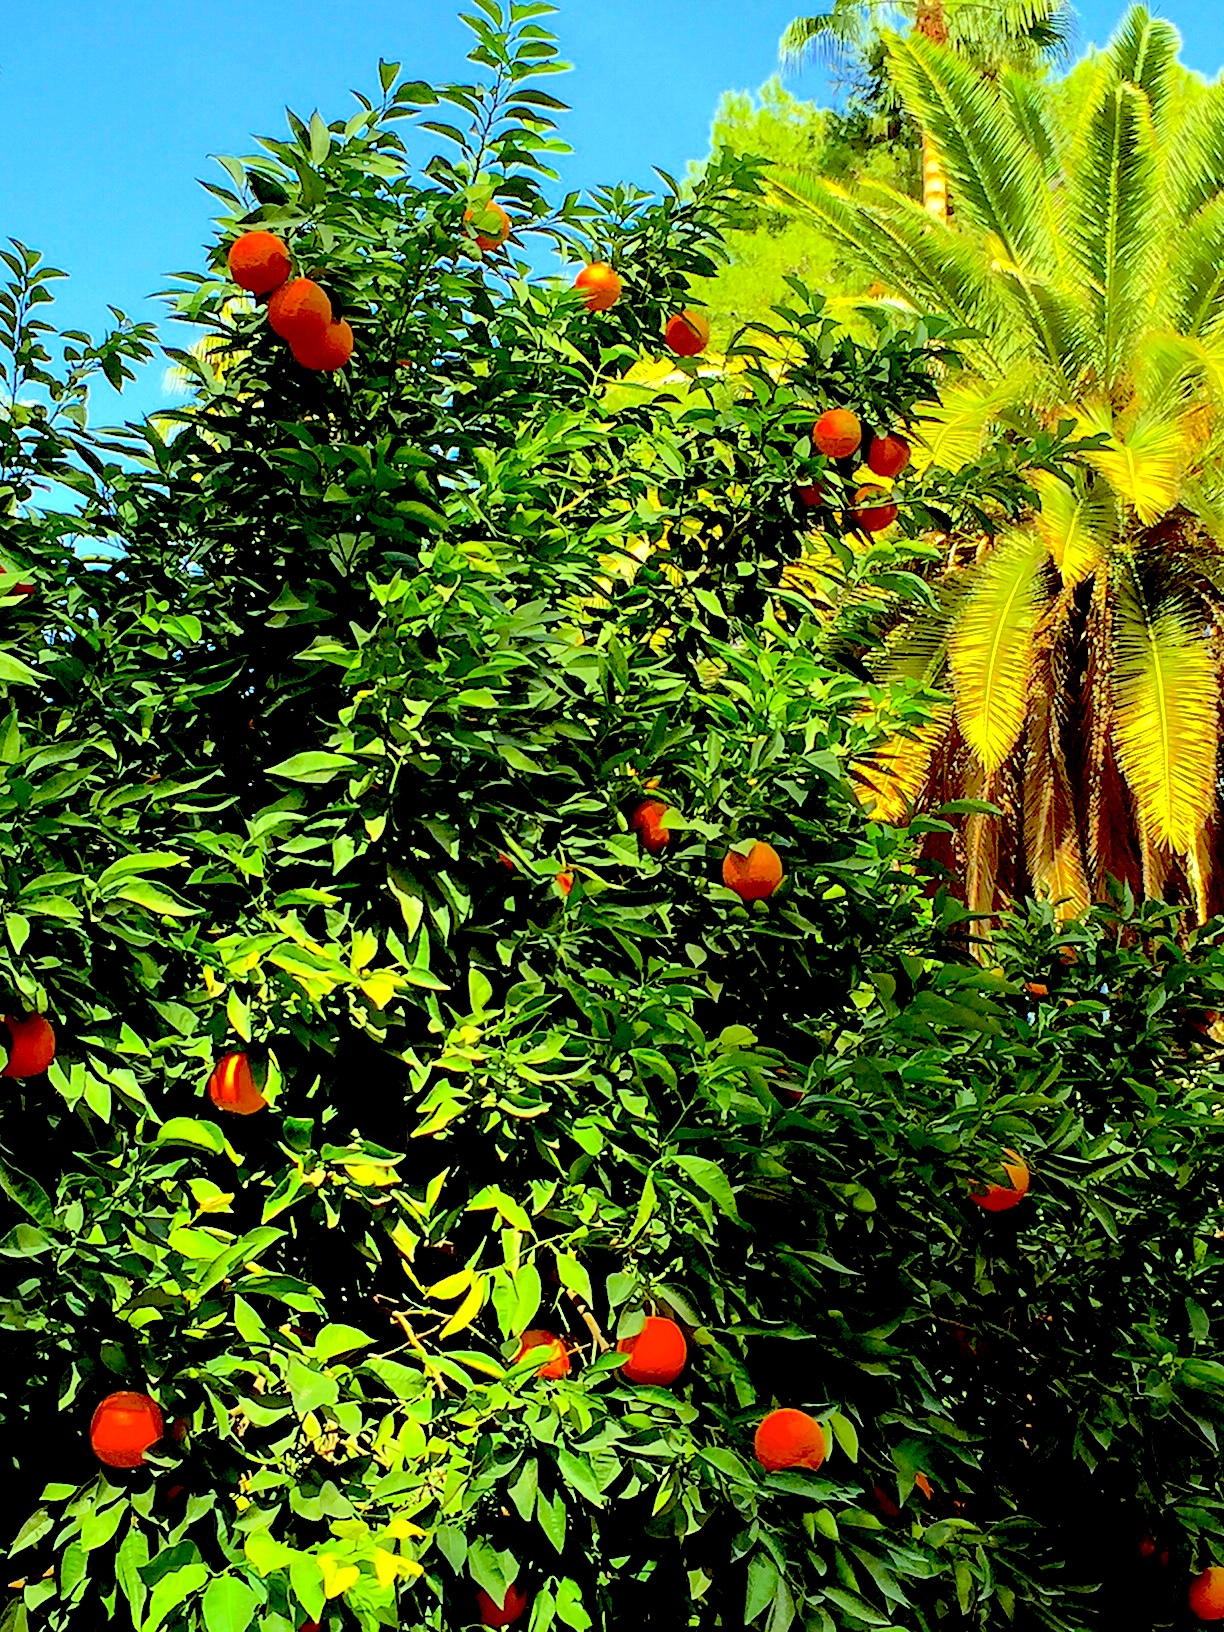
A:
915;0;950;223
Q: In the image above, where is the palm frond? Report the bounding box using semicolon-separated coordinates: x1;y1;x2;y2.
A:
917;371;1036;468
779;7;874;72
1102;5;1182;134
1065;80;1160;387
963;762;1004;945
948;528;1047;771
1079;401;1187;525
853;707;951;822
945;0;1076;70
1032;470;1115;587
1111;566;1219;853
883;31;1053;273
1157;196;1224;338
1165;81;1224;222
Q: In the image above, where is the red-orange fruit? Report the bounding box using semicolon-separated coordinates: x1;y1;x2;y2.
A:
1190;1568;1224;1621
629;799;672;856
617;1315;687;1386
292;319;354;373
575;262;623;312
722;842;784;904
516;1328;571;1379
227;231;292;295
90;1390;165;1469
795;483;824;508
268;277;332;343
555;870;575;899
664;310;711;358
969;1146;1030;1213
867;433;911;478
2;1012;56;1078
206;1052;268;1116
1025;981;1049;997
753;1408;826;1473
477;1585;530;1628
497;851;517;872
852;486;898;533
465;202;512;252
812;408;862;460
914;1470;934;1500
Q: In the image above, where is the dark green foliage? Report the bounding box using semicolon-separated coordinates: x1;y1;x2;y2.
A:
1;8;1223;1632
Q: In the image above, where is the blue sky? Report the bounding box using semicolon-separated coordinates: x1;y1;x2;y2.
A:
1;0;1221;420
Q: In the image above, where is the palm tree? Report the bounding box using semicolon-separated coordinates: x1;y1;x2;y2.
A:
774;7;1224;924
780;0;1074;220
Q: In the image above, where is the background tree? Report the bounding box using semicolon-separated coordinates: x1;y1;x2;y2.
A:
780;0;1074;218
774;5;1224;927
5;7;1224;1632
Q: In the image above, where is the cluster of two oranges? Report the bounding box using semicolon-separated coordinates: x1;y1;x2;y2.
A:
629;800;785;904
227;231;353;372
802;408;911;534
515;1313;686;1386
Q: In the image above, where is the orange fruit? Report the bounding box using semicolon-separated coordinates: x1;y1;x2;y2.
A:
575;262;623;312
477;1585;530;1628
722;841;784;904
2;1012;55;1078
1025;981;1049;997
795;483;824;508
207;1052;268;1116
555;870;575;898
1190;1568;1224;1620
866;433;911;478
664;310;710;357
812;409;862;460
292;319;354;373
618;1315;687;1386
629;799;672;856
268;277;332;343
465;202;512;252
497;851;517;872
969;1146;1030;1212
90;1391;165;1469
227;231;291;295
753;1408;826;1473
516;1328;571;1379
852;486;898;533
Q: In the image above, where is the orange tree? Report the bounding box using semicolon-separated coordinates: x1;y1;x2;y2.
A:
4;7;1224;1632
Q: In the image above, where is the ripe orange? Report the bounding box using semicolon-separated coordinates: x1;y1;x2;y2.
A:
477;1585;530;1628
516;1328;571;1379
497;851;517;872
227;231;291;295
618;1314;687;1386
555;870;575;899
630;799;672;856
753;1408;826;1473
852;486;898;533
795;483;824;508
867;433;911;478
664;310;710;357
969;1146;1030;1212
575;262;623;312
90;1391;165;1469
292;319;354;373
1190;1568;1224;1621
3;1012;56;1078
812;408;862;460
207;1052;268;1116
722;841;784;904
268;277;332;343
465;202;512;252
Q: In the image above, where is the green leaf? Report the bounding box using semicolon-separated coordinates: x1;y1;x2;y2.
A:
0;649;40;686
746;1554;781;1623
0;1162;53;1226
155;1117;226;1156
113;879;197;917
201;1576;259;1632
309;111;331;164
266;751;359;783
314;1323;375;1362
829;1411;859;1463
144;1564;209;1632
672;1154;741;1221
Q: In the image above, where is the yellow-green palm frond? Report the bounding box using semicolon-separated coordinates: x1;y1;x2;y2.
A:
1157;195;1224;338
1111;569;1219;853
1166;79;1224;222
766;173;1011;361
1099;5;1182;135
1065;78;1161;388
882;30;1054;275
916;370;1037;470
853;706;952;824
1032;469;1116;587
1078;401;1188;525
948;529;1047;772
